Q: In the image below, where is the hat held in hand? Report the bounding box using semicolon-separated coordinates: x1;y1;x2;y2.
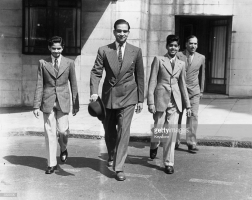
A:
88;96;106;121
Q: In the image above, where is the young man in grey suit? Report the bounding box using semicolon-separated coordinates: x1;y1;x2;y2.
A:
33;36;79;174
147;35;191;174
90;19;144;181
176;35;205;151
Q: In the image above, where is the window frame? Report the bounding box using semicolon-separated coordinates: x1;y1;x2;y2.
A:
22;0;82;56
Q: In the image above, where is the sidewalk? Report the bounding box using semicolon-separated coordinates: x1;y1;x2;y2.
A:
1;98;252;148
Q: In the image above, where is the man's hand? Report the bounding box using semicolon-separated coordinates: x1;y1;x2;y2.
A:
148;105;156;114
200;92;203;99
33;108;40;118
90;94;98;102
72;108;79;116
186;108;192;117
135;103;143;114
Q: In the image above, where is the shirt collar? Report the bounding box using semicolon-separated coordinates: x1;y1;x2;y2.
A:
167;54;176;62
51;55;62;63
186;50;194;57
115;41;126;49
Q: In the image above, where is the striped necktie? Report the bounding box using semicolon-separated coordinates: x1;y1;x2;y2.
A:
118;44;123;70
54;58;59;76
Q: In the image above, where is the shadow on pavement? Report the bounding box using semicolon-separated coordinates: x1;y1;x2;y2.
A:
0;107;33;114
126;155;163;171
4;155;115;178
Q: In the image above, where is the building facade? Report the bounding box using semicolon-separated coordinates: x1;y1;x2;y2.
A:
0;0;252;107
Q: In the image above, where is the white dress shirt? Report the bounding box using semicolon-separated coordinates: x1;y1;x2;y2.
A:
115;41;126;60
51;55;62;68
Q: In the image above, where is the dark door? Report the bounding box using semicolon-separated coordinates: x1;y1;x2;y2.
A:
175;16;232;94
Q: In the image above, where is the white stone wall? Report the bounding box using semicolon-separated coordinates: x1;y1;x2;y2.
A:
0;0;149;107
147;0;252;97
1;0;252;107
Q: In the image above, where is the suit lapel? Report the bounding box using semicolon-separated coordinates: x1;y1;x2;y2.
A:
57;56;69;78
105;43;120;77
44;57;56;78
190;52;200;69
173;59;181;75
161;54;173;75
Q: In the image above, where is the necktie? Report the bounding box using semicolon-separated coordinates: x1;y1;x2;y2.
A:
171;59;175;70
118;44;123;70
54;58;59;76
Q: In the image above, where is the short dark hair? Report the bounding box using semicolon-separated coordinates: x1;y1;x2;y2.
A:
166;35;180;47
114;19;130;30
185;35;197;43
48;36;65;47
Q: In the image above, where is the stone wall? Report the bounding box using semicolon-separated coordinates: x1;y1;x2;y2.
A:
1;0;252;107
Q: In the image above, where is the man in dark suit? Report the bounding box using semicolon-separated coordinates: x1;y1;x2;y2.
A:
90;19;144;181
176;35;205;151
33;36;79;174
147;35;191;174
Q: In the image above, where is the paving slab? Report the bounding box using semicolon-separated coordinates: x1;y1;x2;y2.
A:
1;98;252;148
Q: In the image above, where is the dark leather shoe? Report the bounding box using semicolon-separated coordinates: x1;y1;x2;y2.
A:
107;160;113;167
188;144;199;152
165;166;174;174
175;141;180;149
45;165;58;174
115;171;126;181
60;149;68;163
150;147;158;159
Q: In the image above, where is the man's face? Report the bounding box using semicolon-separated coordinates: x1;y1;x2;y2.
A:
186;37;198;54
48;43;63;58
113;24;130;45
166;41;180;57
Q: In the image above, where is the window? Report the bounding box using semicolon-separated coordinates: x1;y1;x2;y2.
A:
23;0;81;55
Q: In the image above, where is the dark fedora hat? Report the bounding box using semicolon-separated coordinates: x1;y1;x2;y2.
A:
88;96;106;121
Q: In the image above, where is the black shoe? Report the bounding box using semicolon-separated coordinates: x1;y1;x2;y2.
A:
188;144;199;152
165;166;174;174
115;171;126;181
107;160;113;167
45;165;58;174
60;149;68;163
150;147;158;159
175;141;180;149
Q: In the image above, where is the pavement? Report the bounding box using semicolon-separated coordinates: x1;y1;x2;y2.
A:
1;95;252;148
1;136;252;200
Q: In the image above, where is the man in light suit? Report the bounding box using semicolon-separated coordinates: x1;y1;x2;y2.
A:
147;35;191;174
90;19;144;181
33;36;79;174
176;35;205;151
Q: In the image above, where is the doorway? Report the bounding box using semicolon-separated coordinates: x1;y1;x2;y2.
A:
175;16;232;94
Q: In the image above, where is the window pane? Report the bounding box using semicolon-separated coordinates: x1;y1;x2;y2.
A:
29;8;47;52
58;0;77;7
58;9;76;48
29;0;47;7
77;9;81;48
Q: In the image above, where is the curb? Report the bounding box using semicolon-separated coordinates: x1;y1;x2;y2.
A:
4;130;252;149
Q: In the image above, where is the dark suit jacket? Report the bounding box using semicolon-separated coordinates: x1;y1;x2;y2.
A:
90;42;144;109
147;54;191;112
33;56;79;114
176;51;205;98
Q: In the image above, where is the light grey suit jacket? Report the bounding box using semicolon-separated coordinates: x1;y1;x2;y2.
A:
147;54;191;112
33;56;79;114
176;51;205;98
90;42;144;109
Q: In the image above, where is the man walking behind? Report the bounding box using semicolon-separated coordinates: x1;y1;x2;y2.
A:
176;35;205;151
